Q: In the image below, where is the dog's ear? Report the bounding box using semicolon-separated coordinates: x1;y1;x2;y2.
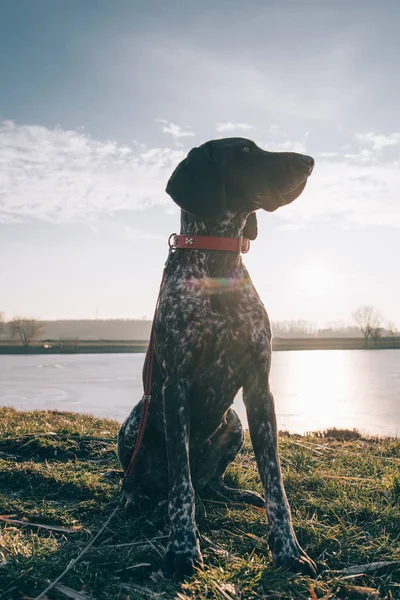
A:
165;142;226;221
243;212;258;240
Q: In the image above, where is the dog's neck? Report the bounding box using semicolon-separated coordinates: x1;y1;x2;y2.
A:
180;210;247;239
178;210;249;278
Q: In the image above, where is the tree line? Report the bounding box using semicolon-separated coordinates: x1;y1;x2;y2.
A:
0;308;398;347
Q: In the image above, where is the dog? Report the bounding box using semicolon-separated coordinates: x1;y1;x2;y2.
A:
118;137;316;577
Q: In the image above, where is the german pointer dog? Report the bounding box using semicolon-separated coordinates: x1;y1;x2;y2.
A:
118;137;316;577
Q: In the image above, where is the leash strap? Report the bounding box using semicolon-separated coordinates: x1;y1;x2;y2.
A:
123;231;250;484
123;266;167;483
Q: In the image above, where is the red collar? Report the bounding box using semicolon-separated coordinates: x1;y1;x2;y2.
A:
168;233;250;254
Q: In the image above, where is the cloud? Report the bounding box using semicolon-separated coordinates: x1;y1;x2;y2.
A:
89;220;165;241
316;152;340;158
356;132;400;151
156;119;195;138
216;122;254;133
344;149;373;161
256;130;400;228
138;36;367;125
260;139;307;154
268;125;283;136
1;121;399;230
0;120;184;223
278;152;400;228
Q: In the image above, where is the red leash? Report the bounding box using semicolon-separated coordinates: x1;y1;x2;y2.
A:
124;273;165;481
123;233;251;483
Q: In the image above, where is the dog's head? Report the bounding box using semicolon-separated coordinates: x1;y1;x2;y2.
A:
166;137;314;240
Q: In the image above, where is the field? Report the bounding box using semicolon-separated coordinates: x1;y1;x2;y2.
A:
0;408;400;599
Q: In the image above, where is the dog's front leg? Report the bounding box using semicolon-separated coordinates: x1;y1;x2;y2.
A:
243;367;317;576
163;376;202;576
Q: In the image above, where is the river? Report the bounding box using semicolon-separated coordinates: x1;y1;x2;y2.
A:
1;350;399;436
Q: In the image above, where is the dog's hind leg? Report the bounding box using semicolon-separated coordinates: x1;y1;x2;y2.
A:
118;399;168;514
193;408;265;508
118;399;144;473
117;399;148;514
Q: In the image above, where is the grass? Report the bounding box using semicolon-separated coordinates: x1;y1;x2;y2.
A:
0;408;399;599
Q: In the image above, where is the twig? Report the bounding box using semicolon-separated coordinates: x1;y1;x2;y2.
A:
54;583;96;599
314;473;376;482
2;432;116;444
0;517;82;533
335;560;400;575
298;441;332;451
242;531;269;547
201;534;238;562
293;442;324;455
210;581;238;600
33;503;120;600
144;534;164;557
203;498;265;513
309;585;333;600
100;535;168;549
114;562;152;573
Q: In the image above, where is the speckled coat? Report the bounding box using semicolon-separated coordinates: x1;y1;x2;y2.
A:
118;138;317;577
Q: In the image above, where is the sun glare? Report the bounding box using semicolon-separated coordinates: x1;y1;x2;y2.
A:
296;263;335;297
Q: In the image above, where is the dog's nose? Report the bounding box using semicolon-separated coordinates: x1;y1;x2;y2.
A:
300;154;315;170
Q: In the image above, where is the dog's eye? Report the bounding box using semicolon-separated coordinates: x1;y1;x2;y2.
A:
242;147;250;153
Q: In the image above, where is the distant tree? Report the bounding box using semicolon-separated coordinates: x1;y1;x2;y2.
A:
386;321;398;348
318;322;361;338
288;319;316;335
272;319;316;337
324;320;346;331
352;306;382;347
9;318;44;347
370;326;384;346
0;312;4;334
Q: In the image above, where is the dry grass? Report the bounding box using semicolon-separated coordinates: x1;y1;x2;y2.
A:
0;407;399;599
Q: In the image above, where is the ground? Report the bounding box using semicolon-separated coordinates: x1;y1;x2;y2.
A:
0;407;399;599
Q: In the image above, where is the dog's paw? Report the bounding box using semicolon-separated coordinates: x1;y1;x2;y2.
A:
269;531;317;577
121;488;149;518
164;542;203;578
123;495;140;518
275;550;317;577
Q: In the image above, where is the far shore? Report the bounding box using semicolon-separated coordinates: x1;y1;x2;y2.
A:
0;336;399;354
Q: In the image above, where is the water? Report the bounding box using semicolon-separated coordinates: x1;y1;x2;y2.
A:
1;350;399;437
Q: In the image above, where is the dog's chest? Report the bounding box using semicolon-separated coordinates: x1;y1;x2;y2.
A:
156;270;271;373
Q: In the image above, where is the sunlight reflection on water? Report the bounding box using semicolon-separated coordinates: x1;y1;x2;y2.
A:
1;350;399;437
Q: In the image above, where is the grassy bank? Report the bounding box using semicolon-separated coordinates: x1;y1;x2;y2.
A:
1;336;399;354
0;409;399;599
0;341;149;355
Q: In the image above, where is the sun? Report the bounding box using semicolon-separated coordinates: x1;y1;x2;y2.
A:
296;263;335;297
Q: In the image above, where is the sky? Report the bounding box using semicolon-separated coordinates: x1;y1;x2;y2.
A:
0;0;399;327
